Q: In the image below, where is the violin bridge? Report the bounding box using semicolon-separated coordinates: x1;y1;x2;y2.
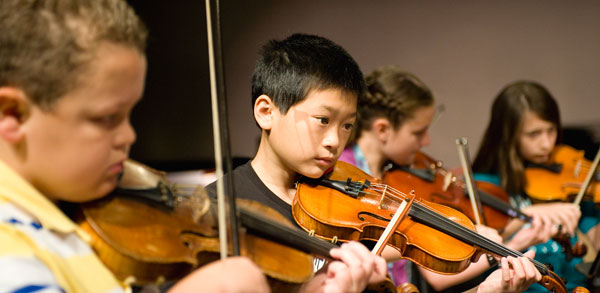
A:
378;185;389;209
575;160;581;178
443;172;453;191
308;230;315;237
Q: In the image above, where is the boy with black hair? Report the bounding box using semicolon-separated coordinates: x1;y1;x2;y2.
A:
208;33;388;292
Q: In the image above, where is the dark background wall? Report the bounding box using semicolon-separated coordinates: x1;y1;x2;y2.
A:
127;1;600;170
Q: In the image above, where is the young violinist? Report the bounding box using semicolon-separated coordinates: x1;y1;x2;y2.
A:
205;32;542;290
472;80;593;292
206;33;389;292
0;1;269;292
339;65;546;292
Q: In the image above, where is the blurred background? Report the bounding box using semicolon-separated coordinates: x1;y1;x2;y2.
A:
127;0;600;172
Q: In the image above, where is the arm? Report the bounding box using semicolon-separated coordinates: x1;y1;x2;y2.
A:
169;257;269;293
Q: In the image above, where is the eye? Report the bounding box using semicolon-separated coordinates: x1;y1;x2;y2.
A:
342;123;354;131
526;130;541;138
91;114;122;129
316;117;329;125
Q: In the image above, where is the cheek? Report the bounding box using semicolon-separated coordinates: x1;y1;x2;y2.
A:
518;139;535;160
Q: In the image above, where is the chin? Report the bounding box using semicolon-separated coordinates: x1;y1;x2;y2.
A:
300;166;328;179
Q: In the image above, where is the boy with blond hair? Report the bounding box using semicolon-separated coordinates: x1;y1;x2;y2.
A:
0;0;267;292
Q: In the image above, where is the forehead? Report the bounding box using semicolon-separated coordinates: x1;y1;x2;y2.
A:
52;43;146;112
295;88;357;111
397;105;435;130
521;111;555;131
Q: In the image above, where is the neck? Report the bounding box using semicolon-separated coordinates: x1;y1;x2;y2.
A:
356;133;386;178
251;134;298;204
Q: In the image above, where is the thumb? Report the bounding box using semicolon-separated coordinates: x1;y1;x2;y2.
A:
523;249;536;259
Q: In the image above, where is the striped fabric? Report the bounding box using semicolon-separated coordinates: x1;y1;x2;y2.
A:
0;161;124;293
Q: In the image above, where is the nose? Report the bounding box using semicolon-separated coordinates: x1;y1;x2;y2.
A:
420;131;431;148
114;119;136;150
539;132;555;151
322;127;340;151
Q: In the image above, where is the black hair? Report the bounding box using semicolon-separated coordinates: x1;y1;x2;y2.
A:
251;33;365;114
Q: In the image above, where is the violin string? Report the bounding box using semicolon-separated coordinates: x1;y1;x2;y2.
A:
413;203;549;273
354;182;549;274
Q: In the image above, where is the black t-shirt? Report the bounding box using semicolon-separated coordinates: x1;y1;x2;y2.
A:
205;161;296;225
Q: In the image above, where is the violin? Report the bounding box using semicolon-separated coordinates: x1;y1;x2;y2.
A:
386;151;586;260
525;144;600;204
75;160;316;291
293;160;585;293
384;151;530;231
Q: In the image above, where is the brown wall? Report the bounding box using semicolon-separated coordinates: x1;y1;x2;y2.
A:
220;0;600;168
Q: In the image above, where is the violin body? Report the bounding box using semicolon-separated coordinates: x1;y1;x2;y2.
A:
76;160;313;291
525;145;600;203
384;152;523;230
293;160;478;275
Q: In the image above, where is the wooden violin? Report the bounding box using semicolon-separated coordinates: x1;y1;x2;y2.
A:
526;144;600;204
74;160;317;291
385;151;586;261
384;151;530;231
293;160;585;293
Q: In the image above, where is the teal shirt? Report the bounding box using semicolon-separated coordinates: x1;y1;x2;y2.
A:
473;173;595;292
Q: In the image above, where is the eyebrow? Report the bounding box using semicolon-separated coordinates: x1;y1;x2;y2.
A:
321;105;357;119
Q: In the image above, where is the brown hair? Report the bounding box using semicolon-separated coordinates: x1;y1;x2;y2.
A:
0;0;147;110
350;65;434;144
472;80;561;195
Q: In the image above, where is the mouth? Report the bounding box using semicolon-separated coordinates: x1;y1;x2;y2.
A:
107;161;125;176
315;157;334;167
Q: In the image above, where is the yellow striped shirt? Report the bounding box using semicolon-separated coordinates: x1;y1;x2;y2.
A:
0;160;124;293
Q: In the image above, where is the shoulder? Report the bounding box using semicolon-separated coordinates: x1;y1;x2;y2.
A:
206;160;253;193
0;201;68;292
0;201;123;293
338;146;356;165
473;172;501;186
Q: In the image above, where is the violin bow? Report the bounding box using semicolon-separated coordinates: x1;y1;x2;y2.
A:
572;146;600;206
456;137;486;226
371;192;416;255
205;0;241;257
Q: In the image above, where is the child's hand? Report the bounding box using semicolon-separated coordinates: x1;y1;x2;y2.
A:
323;241;387;293
506;214;557;251
476;224;502;243
477;250;541;293
523;203;580;236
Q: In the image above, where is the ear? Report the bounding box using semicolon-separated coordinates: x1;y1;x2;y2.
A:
0;87;30;143
372;118;392;142
254;94;276;130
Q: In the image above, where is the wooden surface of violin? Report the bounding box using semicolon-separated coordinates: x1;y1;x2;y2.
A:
526;145;600;203
293;160;477;274
76;160;314;291
384;152;528;231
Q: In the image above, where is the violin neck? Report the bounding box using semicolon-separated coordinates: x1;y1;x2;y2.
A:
238;206;335;257
477;190;532;223
409;202;548;274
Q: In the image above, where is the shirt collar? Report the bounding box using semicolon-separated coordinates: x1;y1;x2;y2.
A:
0;160;79;234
